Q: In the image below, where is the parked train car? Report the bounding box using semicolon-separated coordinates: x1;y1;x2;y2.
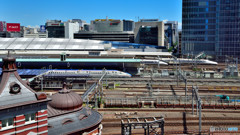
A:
40;69;132;78
162;58;218;65
140;59;168;65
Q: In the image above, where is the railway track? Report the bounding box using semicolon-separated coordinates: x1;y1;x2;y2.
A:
102;116;240;134
98;108;240;113
103;121;240;127
102;117;240;123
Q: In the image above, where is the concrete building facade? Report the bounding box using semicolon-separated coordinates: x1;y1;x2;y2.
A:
75;18;135;43
65;21;79;39
134;20;165;46
91;19;123;32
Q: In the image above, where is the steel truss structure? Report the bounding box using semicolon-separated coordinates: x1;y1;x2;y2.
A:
121;117;164;135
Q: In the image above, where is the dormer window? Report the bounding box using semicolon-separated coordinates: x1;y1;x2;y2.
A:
2;118;14;129
62;118;74;125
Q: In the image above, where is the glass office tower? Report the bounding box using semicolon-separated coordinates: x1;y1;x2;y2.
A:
182;0;240;61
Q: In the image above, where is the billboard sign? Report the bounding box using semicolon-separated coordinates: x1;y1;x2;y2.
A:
40;25;46;32
48;23;64;26
7;23;20;32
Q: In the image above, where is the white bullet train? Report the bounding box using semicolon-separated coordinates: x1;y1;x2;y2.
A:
41;69;132;78
140;59;168;65
161;58;218;65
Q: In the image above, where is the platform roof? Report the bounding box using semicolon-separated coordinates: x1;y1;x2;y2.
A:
0;38;105;50
0;58;142;62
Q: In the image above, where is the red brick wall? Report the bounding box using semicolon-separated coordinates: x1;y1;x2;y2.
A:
0;109;48;135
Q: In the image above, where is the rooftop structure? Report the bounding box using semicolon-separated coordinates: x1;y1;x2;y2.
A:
47;83;102;134
0;54;49;134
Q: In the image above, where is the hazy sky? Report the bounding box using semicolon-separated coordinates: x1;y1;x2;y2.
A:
0;0;182;28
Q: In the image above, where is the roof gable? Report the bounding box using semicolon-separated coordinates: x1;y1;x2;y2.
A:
0;71;37;107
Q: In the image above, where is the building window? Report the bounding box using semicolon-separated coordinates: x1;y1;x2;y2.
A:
2;118;14;128
25;113;36;122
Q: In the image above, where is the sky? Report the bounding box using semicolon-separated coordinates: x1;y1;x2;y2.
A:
0;0;182;29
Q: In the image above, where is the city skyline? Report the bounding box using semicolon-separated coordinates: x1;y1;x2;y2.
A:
0;0;182;28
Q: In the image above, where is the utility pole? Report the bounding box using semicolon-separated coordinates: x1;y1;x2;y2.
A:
40;77;43;92
192;86;202;134
149;69;153;97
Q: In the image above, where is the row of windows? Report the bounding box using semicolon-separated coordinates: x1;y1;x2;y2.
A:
220;12;240;16
183;13;217;18
1;113;36;129
182;43;215;51
219;18;240;23
220;6;240;10
219;25;240;29
219;37;240;41
183;19;216;24
183;25;216;30
183;7;216;12
183;31;216;35
182;37;216;41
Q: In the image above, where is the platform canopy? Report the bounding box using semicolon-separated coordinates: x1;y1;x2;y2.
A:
0;38;106;51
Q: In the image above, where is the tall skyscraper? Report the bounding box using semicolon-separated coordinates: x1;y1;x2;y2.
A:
182;0;240;61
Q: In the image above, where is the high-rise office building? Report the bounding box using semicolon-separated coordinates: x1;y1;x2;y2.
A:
182;0;240;61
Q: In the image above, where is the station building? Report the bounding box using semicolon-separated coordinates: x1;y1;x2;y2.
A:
0;55;103;135
0;55;49;135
